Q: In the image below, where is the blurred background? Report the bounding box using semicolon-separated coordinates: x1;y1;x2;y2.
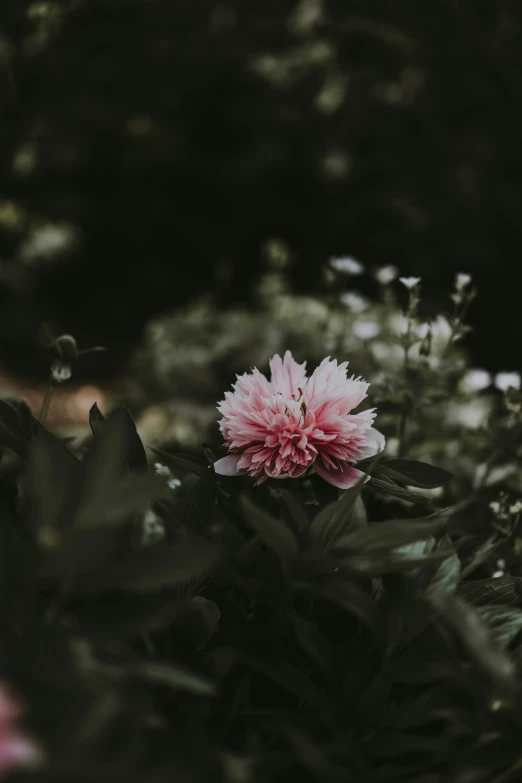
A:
1;0;521;444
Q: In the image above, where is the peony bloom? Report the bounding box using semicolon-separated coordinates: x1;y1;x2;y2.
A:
214;351;384;488
0;684;42;779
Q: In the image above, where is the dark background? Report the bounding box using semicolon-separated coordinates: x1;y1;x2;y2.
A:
1;0;521;381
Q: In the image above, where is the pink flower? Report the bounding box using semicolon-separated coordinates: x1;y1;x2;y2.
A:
0;684;42;779
214;351;384;488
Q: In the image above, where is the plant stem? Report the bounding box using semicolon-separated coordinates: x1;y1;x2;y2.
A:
39;381;55;424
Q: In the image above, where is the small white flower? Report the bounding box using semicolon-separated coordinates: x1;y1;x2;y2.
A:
459;369;492;394
446;399;491;430
339;291;369;312
168;477;182;490
154;462;171;477
384;437;400;457
399;276;421;289
510;500;522;515
476;463;517;488
141;509;165;547
329;256;364;275
456;272;472;289
50;359;72;384
374;264;399;285
489;501;501;514
352;319;381;341
371;341;404;371
495;372;521;392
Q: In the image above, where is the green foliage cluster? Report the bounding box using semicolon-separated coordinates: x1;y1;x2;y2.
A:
2;308;522;781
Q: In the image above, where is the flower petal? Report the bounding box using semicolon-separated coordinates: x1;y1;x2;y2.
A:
314;460;369;489
356;428;386;460
213;455;243;476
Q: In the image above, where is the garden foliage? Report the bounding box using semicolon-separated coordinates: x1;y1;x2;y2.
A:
2;276;522;782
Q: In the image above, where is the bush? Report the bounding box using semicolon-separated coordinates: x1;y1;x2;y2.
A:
1;274;522;782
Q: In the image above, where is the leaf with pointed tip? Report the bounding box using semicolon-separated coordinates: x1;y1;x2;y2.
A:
368;478;434;504
429;592;516;682
296;578;377;634
477;605;522;648
427;536;461;594
239;495;298;568
88;402;106;437
332;516;447;556
123;661;215;695
368;459;453;489
170;469;216;533
0;399;42;458
109;408;147;472
74;472;168;529
309;486;367;552
457;576;522;607
148;447;209;477
309;472;339;509
272;488;310;544
460;537;498;578
70;532;218;594
24;427;80;534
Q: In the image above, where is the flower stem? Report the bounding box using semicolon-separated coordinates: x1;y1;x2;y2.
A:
39;381;55;425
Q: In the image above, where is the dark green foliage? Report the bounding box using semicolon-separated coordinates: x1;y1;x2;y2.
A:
3;398;522;783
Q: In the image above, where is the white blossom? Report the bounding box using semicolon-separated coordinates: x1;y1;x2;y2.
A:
50;359;72;384
141;509;165;547
495;372;521;392
168;477;182;490
19;223;78;263
352;319;381;341
446;399;491;430
329;256;364;275
510;500;522;515
339;291;369;312
399;276;421;289
154;462;171;477
374;264;399;285
456;272;472;289
459;369;492;394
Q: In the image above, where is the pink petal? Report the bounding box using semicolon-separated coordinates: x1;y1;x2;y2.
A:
213;455;243;476
314;460;369;489
356;428;386;460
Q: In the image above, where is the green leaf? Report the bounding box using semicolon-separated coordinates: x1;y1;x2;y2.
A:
88;402;106;437
272;488;310;543
368;478;434;504
123;661;215;695
24;427;80;536
110;408;147;472
296;577;377;634
309;486;367;552
460;536;498;579
238;654;324;707
309;472;339;509
457;576;522;606
74;473;168;529
332;515;447;556
148;446;209;477
239;495;298;567
70;532;218;594
371;459;452;489
427;536;461;594
0;398;40;459
429;592;515;682
171;468;216;533
477;605;522;648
